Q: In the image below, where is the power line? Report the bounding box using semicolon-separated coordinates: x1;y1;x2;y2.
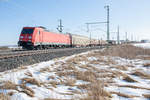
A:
91;27;106;33
86;22;107;25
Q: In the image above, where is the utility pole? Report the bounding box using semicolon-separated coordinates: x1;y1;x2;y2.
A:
57;19;63;33
117;26;120;44
131;34;133;42
85;5;110;42
104;5;110;41
86;24;91;45
85;5;110;45
125;32;127;42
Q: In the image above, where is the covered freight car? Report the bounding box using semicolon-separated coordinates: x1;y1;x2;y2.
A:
70;34;90;47
70;34;107;47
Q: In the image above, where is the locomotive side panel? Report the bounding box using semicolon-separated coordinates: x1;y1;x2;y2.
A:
33;28;71;47
43;32;70;45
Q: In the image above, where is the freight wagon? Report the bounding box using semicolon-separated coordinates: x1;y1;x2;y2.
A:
71;34;90;47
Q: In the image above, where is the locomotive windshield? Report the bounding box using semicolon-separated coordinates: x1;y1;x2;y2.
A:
21;28;34;34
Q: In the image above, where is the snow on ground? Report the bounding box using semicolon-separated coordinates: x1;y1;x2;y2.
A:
133;43;150;49
0;48;150;100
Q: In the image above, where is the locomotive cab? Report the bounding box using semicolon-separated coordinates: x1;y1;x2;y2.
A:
18;27;35;49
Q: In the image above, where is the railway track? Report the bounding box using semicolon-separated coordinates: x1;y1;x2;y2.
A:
0;46;103;72
0;49;54;59
0;47;97;60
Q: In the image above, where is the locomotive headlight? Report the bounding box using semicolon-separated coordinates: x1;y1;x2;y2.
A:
20;36;24;39
28;36;32;39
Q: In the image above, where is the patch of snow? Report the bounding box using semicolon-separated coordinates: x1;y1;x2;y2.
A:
88;57;98;61
133;43;150;49
0;49;150;100
11;93;37;100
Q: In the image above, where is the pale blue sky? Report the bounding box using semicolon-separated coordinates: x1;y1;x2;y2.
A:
0;0;150;45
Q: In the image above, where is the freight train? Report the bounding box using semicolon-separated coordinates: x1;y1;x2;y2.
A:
18;26;107;50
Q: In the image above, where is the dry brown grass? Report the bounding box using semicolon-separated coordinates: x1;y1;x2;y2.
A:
44;99;66;100
118;85;150;90
54;61;65;65
0;46;9;50
63;77;76;86
98;73;115;79
24;71;33;77
89;56;117;66
78;64;91;70
20;84;35;97
0;81;35;97
111;70;126;77
77;84;91;90
74;70;98;82
110;70;138;83
110;70;138;82
21;78;41;87
132;70;150;79
19;66;27;70
89;60;100;65
126;64;135;68
143;63;150;67
110;91;139;98
48;76;55;80
39;67;51;73
79;96;110;100
106;57;117;65
59;54;115;99
7;92;15;96
0;93;10;100
96;68;111;74
56;71;75;77
66;55;88;65
48;81;61;88
111;65;128;71
44;45;150;99
65;56;113;100
142;94;150;98
96;45;150;59
142;56;150;60
123;75;138;82
78;81;112;100
0;81;17;90
62;64;77;71
54;63;77;73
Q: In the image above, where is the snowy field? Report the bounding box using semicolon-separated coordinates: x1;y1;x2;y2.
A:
0;46;150;100
133;43;150;49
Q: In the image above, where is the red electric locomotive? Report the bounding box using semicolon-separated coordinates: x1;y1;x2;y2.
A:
18;27;71;50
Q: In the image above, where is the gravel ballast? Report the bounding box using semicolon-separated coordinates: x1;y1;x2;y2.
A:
0;47;100;72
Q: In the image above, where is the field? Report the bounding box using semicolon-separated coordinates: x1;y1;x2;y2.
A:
0;44;150;100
